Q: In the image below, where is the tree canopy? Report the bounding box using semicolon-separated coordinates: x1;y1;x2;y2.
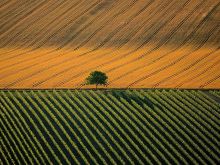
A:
85;71;108;89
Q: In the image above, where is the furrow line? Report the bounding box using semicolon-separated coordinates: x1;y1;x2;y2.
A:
0;1;65;48
0;0;48;39
126;25;220;88
153;46;220;87
0;0;84;57
176;57;220;88
31;0;103;49
0;0;38;32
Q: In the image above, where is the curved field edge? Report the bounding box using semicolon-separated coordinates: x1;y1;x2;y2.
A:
0;89;220;164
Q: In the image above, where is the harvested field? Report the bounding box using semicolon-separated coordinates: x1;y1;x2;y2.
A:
0;0;220;89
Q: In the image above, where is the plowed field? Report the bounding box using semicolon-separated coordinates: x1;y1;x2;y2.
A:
0;0;220;89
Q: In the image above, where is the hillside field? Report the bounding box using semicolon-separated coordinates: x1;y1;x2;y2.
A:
0;0;220;89
0;89;220;164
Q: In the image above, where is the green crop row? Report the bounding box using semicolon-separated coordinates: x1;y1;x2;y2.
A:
160;91;220;161
69;90;125;164
0;97;41;165
90;90;160;164
0;89;219;165
173;91;220;142
147;90;216;164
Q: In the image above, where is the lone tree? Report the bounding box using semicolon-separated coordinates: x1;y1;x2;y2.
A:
85;71;108;89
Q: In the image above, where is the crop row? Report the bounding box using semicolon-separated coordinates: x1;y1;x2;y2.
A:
0;89;219;164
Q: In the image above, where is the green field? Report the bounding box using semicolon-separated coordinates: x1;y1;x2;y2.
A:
0;89;220;165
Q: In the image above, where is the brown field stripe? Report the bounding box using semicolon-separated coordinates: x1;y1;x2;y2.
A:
0;0;63;36
0;48;53;70
152;29;220;87
34;0;163;57
55;0;173;59
0;0;8;6
57;0;140;49
0;0;114;68
30;0;103;49
77;0;175;57
114;25;220;87
0;0;12;10
144;0;219;65
111;0;196;61
70;0;164;58
126;26;220;88
110;28;218;87
0;0;84;53
0;1;48;36
143;1;212;65
21;0;89;48
0;0;162;66
0;0;83;59
107;0;218;80
1;0;218;87
0;0;142;77
0;1;25;20
57;0;151;52
177;1;220;47
31;1;162;87
75;0;170;56
161;48;220;87
45;0;124;50
80;0;197;74
1;0;139;86
176;58;220;88
192;60;220;89
133;0;212;51
137;0;208;60
0;1;59;54
0;46;29;55
128;27;220;88
0;58;51;80
96;0;188;59
53;0;194;87
148;23;219;87
108;47;215;86
1;0;205;87
58;0;133;50
0;0;78;49
153;46;220;88
84;2;155;51
0;0;38;27
61;0;145;50
0;1;65;46
111;0;193;51
195;68;220;88
200;74;220;88
1;1;41;33
77;0;187;65
6;0;91;55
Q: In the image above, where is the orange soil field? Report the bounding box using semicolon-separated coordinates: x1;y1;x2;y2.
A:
0;0;220;89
